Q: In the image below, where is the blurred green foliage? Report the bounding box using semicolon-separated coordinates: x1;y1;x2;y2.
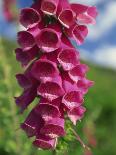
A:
0;38;116;155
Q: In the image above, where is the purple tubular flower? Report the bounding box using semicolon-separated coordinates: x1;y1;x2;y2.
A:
31;59;59;83
40;118;65;138
17;31;35;50
15;86;37;112
35;102;61;121
15;0;97;150
71;4;98;25
16;74;32;89
68;106;86;125
37;82;64;102
69;64;89;83
57;0;76;28
33;135;57;150
36;28;61;52
41;0;59;15
15;45;39;66
57;48;79;71
20;8;41;28
21;109;44;137
62;91;84;110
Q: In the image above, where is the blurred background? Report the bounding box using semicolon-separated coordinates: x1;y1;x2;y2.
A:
0;0;116;155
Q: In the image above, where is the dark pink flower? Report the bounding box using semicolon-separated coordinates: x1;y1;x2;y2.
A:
33;135;57;150
21;108;44;137
68;106;86;125
40;118;65;138
37;82;64;101
57;48;79;71
20;8;41;28
69;64;89;83
41;0;59;15
31;59;59;83
17;31;35;50
62;91;84;110
36;28;61;52
57;0;76;28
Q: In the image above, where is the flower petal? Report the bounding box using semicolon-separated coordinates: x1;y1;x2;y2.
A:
68;106;86;125
20;8;41;28
58;9;75;28
58;48;79;71
16;74;32;89
17;31;35;50
41;0;59;15
69;64;89;83
36;28;60;52
72;25;88;45
35;102;61;121
37;82;64;101
41;118;65;138
31;59;59;83
21;110;44;137
77;78;94;94
33;135;56;149
15;86;37;112
62;91;84;110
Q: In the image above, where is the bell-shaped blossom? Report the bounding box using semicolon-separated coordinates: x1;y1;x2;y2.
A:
58;48;79;71
71;4;98;25
57;0;76;28
37;82;64;101
41;0;59;15
69;64;89;83
21;108;44;137
33;135;57;150
15;45;40;66
31;59;59;83
20;8;41;28
17;31;35;50
36;28;61;52
62;91;84;110
35;102;61;121
68;106;86;125
40;118;65;138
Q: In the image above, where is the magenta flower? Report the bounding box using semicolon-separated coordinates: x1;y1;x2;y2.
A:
15;0;97;151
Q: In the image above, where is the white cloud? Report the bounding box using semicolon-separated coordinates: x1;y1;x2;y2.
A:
69;0;104;5
80;45;116;70
88;1;116;40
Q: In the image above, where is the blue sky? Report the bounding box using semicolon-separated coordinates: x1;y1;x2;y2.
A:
0;0;116;69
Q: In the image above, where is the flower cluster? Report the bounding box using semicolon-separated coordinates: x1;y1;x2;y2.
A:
15;0;97;150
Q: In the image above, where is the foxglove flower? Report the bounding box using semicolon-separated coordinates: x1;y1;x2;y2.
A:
15;0;97;151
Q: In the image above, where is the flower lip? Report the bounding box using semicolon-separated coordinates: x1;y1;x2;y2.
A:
20;7;41;28
41;0;59;15
62;91;84;110
31;59;59;82
33;135;56;149
58;9;76;28
17;31;35;50
68;64;89;83
68;106;86;125
35;103;61;121
57;48;79;71
72;25;88;45
36;28;60;52
40;118;65;138
37;82;65;101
